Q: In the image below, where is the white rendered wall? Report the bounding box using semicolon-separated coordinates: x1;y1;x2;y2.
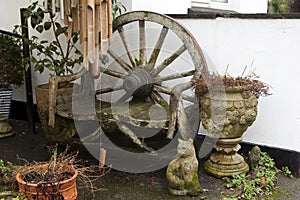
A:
177;17;300;152
122;0;190;14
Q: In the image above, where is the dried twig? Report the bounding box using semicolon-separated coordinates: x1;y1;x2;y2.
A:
15;146;111;198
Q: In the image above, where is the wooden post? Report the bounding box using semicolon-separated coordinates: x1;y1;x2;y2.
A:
107;0;112;44
60;0;64;20
48;75;58;128
71;0;79;32
45;0;48;10
93;0;100;78
99;148;107;169
100;0;108;54
87;0;95;64
63;0;69;25
81;0;89;71
52;0;56;14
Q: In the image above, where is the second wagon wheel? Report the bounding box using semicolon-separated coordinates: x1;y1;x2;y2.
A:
96;11;208;152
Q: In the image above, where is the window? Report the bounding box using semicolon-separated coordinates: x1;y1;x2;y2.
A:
211;0;228;3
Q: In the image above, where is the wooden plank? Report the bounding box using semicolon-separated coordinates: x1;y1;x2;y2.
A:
107;0;112;44
100;0;108;54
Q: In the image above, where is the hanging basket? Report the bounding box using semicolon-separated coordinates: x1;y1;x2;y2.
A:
0;88;13;117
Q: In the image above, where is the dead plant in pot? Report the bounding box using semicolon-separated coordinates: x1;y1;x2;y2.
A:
15;146;110;200
192;67;271;178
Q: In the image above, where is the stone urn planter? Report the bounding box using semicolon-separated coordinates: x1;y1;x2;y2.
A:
192;70;270;178
200;87;258;177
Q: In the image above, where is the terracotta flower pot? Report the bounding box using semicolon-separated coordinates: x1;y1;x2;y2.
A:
16;165;78;200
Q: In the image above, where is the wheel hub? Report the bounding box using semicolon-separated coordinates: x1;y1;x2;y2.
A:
123;69;154;98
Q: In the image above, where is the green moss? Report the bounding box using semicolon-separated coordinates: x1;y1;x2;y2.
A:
184;173;202;197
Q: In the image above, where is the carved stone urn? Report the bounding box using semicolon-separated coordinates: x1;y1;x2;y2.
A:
200;87;258;177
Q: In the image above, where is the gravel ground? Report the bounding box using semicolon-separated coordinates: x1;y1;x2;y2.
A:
1;119;299;200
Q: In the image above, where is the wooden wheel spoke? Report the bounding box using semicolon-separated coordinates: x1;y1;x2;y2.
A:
147;26;169;71
153;85;195;102
150;91;169;112
116;92;132;103
139;20;146;67
96;85;123;95
118;26;137;68
108;49;132;72
166;94;178;139
99;66;126;79
117;122;154;152
151;44;187;76
154;69;196;82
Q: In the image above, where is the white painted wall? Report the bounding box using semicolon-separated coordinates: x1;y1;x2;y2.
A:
122;0;190;14
177;17;300;152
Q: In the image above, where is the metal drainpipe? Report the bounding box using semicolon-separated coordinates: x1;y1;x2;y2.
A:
20;8;36;134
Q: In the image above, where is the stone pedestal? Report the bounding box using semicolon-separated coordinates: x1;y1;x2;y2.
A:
204;137;249;178
200;87;258;177
0;115;14;138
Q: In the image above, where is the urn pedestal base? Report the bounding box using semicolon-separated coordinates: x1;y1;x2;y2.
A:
204;137;249;178
0;115;14;138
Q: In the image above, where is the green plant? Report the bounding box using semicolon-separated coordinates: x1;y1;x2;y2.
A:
0;196;20;200
0;159;13;183
14;0;126;77
281;166;293;178
14;1;82;76
223;151;280;200
269;0;293;13
112;0;127;20
223;198;238;200
0;33;24;88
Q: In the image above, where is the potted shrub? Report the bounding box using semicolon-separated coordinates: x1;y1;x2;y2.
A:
14;1;83;143
15;148;79;200
0;32;24;116
192;68;271;177
0;33;23;138
15;0;125;144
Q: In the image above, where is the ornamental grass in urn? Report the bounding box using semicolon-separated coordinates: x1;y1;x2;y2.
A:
192;68;271;178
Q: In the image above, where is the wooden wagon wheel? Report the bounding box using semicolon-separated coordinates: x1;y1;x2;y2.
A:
96;11;208;152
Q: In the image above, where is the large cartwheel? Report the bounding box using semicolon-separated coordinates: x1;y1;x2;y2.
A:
56;11;209;170
91;11;208;152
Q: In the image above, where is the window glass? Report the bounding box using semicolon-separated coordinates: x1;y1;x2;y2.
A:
211;0;228;3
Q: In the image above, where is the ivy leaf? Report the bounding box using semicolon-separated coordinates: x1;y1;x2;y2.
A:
72;33;79;43
55;27;64;36
30;14;38;28
44;22;51;30
36;25;44;33
36;7;45;20
55;22;61;29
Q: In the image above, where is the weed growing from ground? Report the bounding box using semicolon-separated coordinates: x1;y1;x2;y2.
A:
0;159;13;183
222;151;292;200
